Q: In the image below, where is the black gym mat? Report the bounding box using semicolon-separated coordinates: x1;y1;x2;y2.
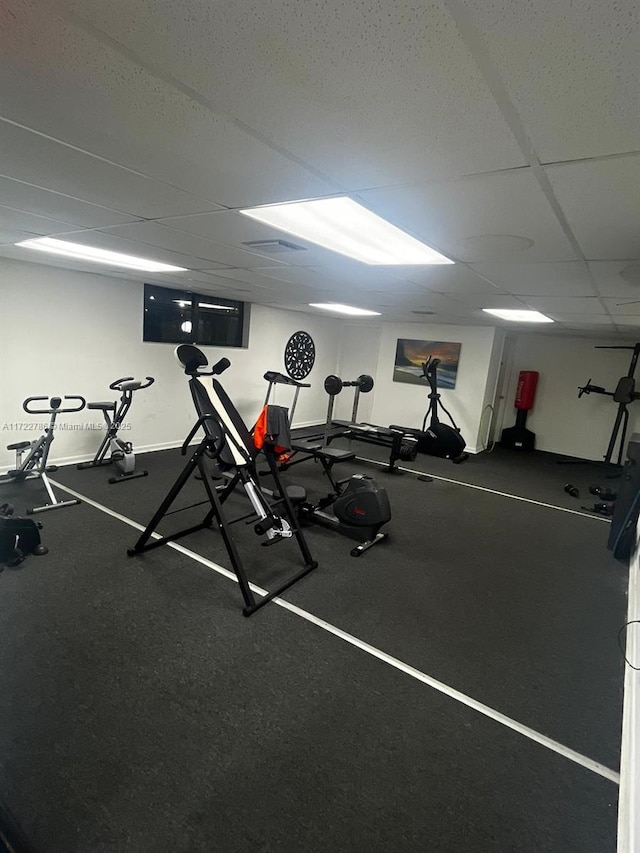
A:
0;501;618;853
48;446;627;773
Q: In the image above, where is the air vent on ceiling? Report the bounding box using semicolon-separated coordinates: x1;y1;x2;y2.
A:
412;310;436;315
242;239;306;254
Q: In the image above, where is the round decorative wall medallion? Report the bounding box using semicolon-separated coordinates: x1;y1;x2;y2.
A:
284;331;316;379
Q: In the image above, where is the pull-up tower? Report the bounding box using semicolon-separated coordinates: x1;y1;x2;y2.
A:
578;343;640;467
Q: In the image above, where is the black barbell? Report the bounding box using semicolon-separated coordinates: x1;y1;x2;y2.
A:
323;374;375;396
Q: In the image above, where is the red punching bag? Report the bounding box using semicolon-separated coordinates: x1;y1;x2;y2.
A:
501;371;539;451
515;371;539;410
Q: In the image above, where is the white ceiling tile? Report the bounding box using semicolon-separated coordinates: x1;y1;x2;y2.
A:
445;293;527;310
357;171;577;262
0;229;42;245
459;0;640;162
62;0;526;187
0;176;139;228
0;204;78;235
0;3;337;207
0;121;220;219
589;261;640;298
601;298;640;317
402;264;504;294
546;157;640;260
613;317;640;327
469;262;597;296
521;296;606;314
96;222;250;269
543;313;614;324
46;229;228;272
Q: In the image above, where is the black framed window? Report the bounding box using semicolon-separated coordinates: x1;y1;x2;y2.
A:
143;283;247;346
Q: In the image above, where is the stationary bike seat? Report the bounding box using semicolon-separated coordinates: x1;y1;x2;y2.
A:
7;441;31;451
87;401;117;411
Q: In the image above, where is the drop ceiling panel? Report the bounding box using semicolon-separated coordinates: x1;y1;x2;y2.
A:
546;157;640;260
114;220;294;270
97;221;270;270
63;0;526;187
403;264;504;294
543;313;614;324
40;229;232;272
0;2;336;207
589;262;640;298
613;318;640;327
460;0;640;162
156;211;361;269
0;121;219;219
0;230;41;246
445;293;526;311
470;262;597;296
0;205;78;235
0;176;139;229
357;171;577;262
521;296;605;314
601;298;640;317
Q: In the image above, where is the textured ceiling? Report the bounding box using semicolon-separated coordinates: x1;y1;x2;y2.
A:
0;0;639;337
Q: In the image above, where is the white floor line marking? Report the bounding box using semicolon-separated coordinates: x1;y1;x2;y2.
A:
53;479;620;785
358;456;611;522
617;537;640;851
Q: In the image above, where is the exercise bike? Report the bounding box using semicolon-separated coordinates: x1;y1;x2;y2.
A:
78;376;154;483
1;395;86;514
391;357;468;463
261;371;391;555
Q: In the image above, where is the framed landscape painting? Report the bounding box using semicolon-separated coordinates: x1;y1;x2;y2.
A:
393;339;462;389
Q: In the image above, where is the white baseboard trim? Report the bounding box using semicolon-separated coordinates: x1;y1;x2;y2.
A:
618;526;640;852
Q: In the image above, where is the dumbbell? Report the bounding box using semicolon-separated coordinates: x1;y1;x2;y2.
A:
589;485;617;502
323;374;375;396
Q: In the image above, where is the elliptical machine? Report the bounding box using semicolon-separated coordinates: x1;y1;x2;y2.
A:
78;376;154;483
1;395;86;513
391;358;468;463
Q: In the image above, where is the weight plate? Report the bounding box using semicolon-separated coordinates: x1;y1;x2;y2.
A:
284;331;316;380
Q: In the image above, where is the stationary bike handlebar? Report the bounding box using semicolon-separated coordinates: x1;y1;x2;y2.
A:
109;376;155;392
23;395;86;415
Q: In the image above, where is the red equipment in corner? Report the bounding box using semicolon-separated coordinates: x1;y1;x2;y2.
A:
501;371;539;451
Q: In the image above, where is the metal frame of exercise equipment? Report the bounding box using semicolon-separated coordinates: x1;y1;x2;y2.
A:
127;347;317;616
1;395;86;514
577;343;640;468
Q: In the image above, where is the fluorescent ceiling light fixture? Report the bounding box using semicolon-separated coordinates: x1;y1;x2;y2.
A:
15;237;188;272
240;197;453;265
173;300;236;311
482;308;553;323
309;302;381;317
200;303;237;311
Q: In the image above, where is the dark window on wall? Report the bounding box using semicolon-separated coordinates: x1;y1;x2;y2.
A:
143;283;247;346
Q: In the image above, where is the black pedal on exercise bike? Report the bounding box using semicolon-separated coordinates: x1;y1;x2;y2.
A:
1;395;86;514
78;376;155;483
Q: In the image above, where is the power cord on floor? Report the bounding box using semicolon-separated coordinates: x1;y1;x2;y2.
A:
479;404;496;453
617;621;640;670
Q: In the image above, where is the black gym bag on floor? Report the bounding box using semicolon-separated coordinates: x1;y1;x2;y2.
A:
0;504;47;568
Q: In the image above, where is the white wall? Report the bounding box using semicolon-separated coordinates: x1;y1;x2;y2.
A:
335;321;502;454
499;332;640;460
0;258;342;470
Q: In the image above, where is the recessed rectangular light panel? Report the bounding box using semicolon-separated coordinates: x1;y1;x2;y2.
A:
240;197;452;266
309;303;381;316
15;237;188;272
482;308;553;323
